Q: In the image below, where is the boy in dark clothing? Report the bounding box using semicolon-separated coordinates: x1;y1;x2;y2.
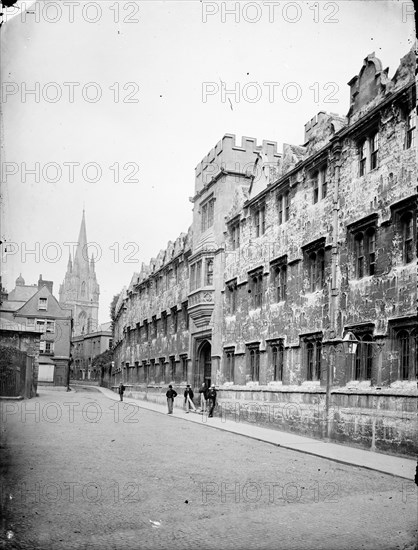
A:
184;384;196;413
118;382;125;402
166;385;177;414
207;384;217;417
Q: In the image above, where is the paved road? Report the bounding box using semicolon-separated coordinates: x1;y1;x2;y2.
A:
1;388;417;550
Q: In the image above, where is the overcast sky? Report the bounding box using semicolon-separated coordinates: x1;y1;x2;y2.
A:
1;0;415;323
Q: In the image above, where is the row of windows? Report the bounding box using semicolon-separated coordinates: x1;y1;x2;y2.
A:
134;355;188;383
227;246;325;312
223;329;416;383
226;210;416;311
128;304;188;341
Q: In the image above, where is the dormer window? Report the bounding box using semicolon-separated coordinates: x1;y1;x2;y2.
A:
38;297;47;310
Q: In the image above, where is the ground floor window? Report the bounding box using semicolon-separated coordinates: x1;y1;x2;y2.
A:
393;324;417;381
247;344;260;382
271;341;284;381
354;332;374;381
224;348;235;382
181;355;188;382
304;335;322;381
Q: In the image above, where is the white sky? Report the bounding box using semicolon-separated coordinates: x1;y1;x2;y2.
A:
0;0;415;323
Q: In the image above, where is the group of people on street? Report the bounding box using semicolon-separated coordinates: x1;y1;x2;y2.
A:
166;382;217;416
117;381;217;417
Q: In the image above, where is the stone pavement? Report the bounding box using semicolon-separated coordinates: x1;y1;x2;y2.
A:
92;385;417;481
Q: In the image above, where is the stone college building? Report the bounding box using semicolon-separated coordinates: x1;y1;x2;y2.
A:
113;49;417;457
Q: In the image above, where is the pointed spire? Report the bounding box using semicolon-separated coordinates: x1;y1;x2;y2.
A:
74;210;88;269
67;253;72;272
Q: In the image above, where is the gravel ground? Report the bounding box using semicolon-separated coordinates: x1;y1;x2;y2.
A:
0;388;417;550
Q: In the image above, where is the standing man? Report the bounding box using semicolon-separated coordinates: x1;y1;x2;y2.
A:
118;382;125;402
198;381;208;413
184;384;196;413
166;384;177;414
207;384;217;417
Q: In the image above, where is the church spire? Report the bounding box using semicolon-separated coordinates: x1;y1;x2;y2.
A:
59;210;100;337
74;210;88;269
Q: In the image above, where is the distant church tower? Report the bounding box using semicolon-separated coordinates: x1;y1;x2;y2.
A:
59;211;100;336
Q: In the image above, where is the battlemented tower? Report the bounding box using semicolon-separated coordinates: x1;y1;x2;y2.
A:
59;211;100;336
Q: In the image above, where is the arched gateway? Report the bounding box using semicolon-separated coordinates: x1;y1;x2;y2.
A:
196;340;212;388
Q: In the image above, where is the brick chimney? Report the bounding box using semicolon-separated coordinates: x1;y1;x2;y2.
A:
38;274;53;294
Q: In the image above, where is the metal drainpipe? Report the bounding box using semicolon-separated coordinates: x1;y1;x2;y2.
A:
326;144;341;440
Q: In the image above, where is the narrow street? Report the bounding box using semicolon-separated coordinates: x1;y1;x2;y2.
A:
1;388;417;550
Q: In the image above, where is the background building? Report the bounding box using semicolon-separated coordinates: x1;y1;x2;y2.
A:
59;211;100;336
72;321;113;380
112;50;417;456
0;274;72;387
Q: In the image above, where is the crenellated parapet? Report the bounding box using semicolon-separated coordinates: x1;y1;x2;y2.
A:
194;134;281;197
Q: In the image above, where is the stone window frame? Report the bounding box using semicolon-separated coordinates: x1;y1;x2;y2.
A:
169;355;176;382
302;238;326;293
231;221;240;250
224;346;235;383
405;108;416;149
311;163;328;204
356;121;379;177
205;258;214;286
143;319;149;340
277;182;290;225
267;339;284;382
226;278;238;314
248;267;264;310
149;358;156;383
348;214;378;278
246;342;260;382
180;354;188;382
302;333;323;382
189;259;202;291
270;255;288;302
252;202;266;238
388;318;417;382
181;301;189;330
152;315;157;338
161;311;167;336
158;357;166;383
201;195;215;232
171;306;178;333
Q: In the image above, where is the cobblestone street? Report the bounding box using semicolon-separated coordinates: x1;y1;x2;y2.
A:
1;388;417;550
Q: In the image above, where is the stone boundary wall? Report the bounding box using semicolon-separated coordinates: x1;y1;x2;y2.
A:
114;385;417;458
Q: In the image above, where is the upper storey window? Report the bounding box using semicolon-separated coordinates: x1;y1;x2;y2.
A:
253;204;266;237
358;130;379;176
406;110;416;149
277;188;289;225
201;196;215;232
312;165;327;203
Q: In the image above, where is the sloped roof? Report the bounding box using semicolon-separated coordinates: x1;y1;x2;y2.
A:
7;285;38;302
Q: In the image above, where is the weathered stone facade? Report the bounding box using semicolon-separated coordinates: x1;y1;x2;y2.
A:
113;50;417;456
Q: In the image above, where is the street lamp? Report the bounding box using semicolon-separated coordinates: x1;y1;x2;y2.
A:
343;331;358;355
